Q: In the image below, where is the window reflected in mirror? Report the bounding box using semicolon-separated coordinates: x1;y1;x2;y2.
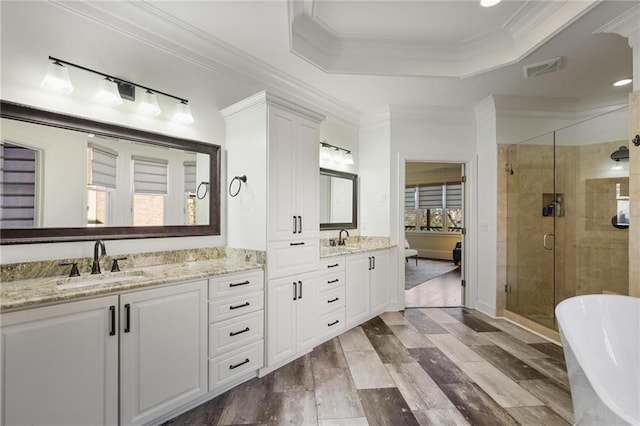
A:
319;168;357;230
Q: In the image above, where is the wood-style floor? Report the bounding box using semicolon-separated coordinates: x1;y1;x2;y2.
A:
405;267;463;308
166;308;573;426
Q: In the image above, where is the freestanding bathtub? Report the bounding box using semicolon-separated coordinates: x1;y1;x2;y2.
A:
556;295;640;425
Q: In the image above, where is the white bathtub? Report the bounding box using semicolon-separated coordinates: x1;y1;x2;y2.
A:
556;295;640;426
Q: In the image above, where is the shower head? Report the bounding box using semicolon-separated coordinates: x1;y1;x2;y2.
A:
610;146;629;162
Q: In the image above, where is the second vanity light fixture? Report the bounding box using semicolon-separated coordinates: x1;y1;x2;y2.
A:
41;56;194;124
320;141;354;165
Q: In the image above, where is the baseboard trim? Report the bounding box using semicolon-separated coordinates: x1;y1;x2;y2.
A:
475;301;496;317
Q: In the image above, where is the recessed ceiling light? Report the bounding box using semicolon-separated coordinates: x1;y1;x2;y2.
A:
480;0;502;7
612;78;632;87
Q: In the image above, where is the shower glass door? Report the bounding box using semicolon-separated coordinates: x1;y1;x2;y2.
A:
506;106;630;330
506;132;557;329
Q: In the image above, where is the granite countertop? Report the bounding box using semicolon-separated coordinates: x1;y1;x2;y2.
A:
320;242;396;258
1;258;263;312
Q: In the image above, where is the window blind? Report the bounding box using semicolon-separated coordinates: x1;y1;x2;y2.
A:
445;183;462;208
88;143;117;189
133;156;168;195
418;184;443;209
404;187;416;209
0;143;36;228
184;161;197;193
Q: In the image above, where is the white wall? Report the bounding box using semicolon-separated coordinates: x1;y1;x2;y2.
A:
475;98;498;316
359;108;391;237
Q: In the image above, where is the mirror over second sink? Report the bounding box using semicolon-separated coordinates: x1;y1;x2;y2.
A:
319;168;358;231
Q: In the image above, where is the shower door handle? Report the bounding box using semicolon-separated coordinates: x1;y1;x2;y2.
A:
543;232;554;251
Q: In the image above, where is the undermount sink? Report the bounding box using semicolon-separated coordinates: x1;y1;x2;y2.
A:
54;270;147;290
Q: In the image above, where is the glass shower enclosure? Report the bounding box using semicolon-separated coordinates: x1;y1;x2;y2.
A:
506;106;630;330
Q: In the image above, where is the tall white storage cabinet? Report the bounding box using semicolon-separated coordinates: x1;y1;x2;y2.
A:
223;92;324;372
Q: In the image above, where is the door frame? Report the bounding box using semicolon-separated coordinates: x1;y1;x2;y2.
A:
395;154;478;311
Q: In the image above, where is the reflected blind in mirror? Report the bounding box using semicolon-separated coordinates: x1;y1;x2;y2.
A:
183;161;196;193
0;143;36;228
133;156;168;194
88;143;118;189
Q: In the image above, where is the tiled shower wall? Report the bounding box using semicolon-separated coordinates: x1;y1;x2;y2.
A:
497;134;632;324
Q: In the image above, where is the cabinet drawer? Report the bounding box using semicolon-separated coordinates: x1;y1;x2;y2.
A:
209;291;264;323
267;240;319;279
318;270;346;291
209;310;264;357
319;286;345;316
209;270;264;299
209;340;264;391
320;257;345;272
319;308;345;339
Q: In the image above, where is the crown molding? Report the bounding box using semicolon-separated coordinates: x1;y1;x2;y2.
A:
50;0;359;126
220;90;326;123
288;0;596;79
493;94;628;120
594;4;640;41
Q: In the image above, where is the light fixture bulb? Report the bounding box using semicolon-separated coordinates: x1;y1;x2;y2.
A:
41;61;74;94
320;145;332;161
172;101;194;124
92;78;123;106
480;0;502;6
138;90;161;116
332;149;345;163
612;78;632;87
343;151;354;165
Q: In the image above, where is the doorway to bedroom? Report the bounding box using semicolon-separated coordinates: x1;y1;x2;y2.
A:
404;162;464;308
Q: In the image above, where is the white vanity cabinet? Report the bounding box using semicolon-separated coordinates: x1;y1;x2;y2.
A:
267;271;319;366
1;296;119;426
345;249;390;327
207;270;264;391
120;280;208;426
267;107;320;241
317;257;346;339
1;279;208;426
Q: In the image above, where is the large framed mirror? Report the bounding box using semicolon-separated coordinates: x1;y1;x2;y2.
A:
319;168;357;231
0;101;220;244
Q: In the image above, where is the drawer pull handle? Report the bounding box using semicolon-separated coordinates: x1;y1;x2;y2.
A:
229;358;250;370
289;242;305;246
327;263;339;268
328;320;340;327
327;279;339;284
229;327;250;337
229;302;250;310
229;280;250;287
328;297;339;303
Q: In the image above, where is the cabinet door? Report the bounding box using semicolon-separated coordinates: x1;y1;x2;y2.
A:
296;116;320;238
370;249;390;315
120;280;207;426
268;106;299;241
296;271;319;352
1;296;119;426
267;276;298;366
345;252;371;327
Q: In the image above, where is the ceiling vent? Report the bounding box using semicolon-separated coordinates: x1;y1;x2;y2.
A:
523;57;564;78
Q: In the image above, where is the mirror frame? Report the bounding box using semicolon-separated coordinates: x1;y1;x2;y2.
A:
0;100;221;244
319;168;358;231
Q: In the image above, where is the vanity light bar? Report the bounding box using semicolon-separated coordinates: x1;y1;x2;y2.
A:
320;141;354;165
41;56;194;124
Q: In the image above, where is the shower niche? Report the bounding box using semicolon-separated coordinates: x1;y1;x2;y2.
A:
541;193;564;217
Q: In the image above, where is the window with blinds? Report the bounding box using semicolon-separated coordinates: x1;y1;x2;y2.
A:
88;143;117;189
0;143;37;229
133;156;168;195
404;182;463;232
132;156;167;226
183;161;197;193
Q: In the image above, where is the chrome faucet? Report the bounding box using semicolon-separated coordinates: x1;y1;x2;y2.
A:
91;239;107;275
338;229;349;246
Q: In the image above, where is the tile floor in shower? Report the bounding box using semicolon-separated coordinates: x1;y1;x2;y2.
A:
166;307;573;426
